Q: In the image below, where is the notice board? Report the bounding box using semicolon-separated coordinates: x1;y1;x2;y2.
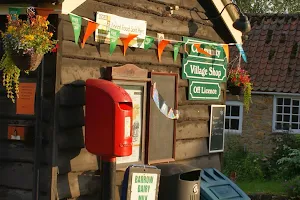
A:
209;105;226;153
147;72;178;164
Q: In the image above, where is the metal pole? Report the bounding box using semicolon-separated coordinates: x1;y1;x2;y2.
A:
33;58;44;200
101;156;116;200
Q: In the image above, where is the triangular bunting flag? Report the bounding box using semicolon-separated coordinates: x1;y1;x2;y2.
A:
9;7;21;20
109;29;120;55
194;44;211;56
120;34;138;56
144;36;155;50
158;40;170;62
236;44;247;63
35;7;54;19
81;21;99;48
69;13;82;45
173;42;183;62
222;44;230;63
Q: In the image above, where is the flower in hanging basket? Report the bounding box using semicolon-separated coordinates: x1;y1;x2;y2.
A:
227;67;253;112
0;14;58;103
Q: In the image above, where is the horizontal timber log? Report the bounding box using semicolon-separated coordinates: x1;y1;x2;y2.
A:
176;121;209;140
57;127;85;149
58;106;85;128
61;0;222;42
0;187;48;200
178;105;209;122
0;142;49;163
0;162;50;192
149;0;206;11
59;84;86;106
175;138;208;160
57;171;100;199
94;0;212;26
175;153;221;171
62;41;181;67
57;148;99;174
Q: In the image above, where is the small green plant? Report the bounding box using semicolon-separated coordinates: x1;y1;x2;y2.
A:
284;176;300;199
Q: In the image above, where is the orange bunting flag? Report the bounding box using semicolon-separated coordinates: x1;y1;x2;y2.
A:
222;44;230;62
158;40;170;62
35;7;54;19
194;44;211;56
120;34;138;56
81;21;99;48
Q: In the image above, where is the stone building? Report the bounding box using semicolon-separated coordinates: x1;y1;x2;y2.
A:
0;0;245;199
226;14;300;155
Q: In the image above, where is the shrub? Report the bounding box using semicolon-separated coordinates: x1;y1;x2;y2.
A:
223;135;264;181
277;146;300;179
284;176;300;199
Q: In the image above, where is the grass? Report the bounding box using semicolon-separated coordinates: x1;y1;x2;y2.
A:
236;180;286;195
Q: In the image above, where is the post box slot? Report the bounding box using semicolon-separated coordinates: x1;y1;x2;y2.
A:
118;102;132;110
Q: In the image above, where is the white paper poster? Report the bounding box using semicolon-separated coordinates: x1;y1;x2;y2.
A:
131;173;158;200
95;12;147;48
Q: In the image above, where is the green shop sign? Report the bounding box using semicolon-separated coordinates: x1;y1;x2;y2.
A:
182;37;228;82
182;58;226;81
189;80;221;100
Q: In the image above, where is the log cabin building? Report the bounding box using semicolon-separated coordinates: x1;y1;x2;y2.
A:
0;0;245;199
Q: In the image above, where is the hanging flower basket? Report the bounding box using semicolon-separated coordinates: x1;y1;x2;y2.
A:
0;12;58;103
11;52;44;71
227;67;253;112
228;84;242;95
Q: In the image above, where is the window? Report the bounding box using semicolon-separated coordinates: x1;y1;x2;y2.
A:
225;101;243;134
273;97;300;133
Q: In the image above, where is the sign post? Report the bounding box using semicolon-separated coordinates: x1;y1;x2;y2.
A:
209;105;226;153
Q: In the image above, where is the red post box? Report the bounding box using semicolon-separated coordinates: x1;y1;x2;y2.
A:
85;79;133;157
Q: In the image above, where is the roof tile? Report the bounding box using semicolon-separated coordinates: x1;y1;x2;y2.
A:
230;14;300;94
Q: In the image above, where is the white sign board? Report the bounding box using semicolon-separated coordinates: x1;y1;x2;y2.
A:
130;173;158;200
95;12;147;48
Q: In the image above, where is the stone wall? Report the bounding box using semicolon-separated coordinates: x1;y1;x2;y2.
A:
227;94;276;155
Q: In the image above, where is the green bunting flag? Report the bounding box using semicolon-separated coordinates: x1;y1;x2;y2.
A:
69;13;82;45
109;29;120;55
173;42;183;62
9;8;21;20
144;36;155;50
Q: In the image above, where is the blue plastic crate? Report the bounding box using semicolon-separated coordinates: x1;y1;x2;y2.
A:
200;168;250;200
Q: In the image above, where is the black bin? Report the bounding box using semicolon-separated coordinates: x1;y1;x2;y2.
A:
155;163;201;200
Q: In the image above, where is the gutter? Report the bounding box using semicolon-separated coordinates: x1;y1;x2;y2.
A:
227;90;300;97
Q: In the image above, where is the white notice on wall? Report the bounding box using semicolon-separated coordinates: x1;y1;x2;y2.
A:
131;173;158;200
125;117;131;138
95;12;147;48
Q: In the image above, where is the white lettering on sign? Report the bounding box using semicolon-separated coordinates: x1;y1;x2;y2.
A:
193;86;217;95
190;65;222;78
203;48;221;57
131;173;158;200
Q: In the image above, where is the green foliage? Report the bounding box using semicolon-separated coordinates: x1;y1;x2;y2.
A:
268;133;300;179
223;135;264;181
234;0;300;14
0;52;20;103
284;176;300;198
277;146;300;178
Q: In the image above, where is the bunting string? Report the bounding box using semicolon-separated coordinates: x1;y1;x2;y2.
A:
5;6;247;62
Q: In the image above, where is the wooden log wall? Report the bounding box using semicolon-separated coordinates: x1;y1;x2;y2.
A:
0;15;58;200
55;0;228;199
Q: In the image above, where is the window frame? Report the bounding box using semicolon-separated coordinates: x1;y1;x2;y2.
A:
272;96;300;134
225;101;244;134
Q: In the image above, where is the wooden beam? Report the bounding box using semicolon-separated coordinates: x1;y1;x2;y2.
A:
175;153;221;170
178;105;209;122
175;138;209;160
176;120;209;139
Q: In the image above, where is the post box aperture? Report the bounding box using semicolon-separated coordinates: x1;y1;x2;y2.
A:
85;79;133;157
